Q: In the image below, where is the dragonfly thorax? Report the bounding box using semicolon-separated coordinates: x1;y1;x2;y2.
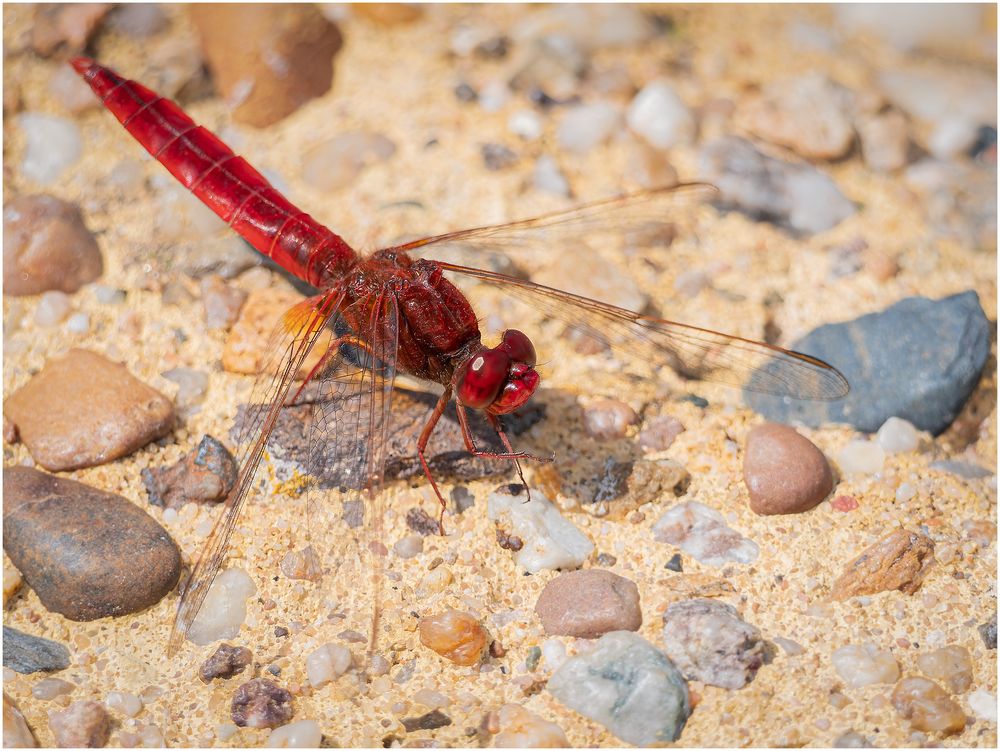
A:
455;329;539;415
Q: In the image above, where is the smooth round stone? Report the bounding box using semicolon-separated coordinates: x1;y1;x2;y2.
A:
185;568;256;646
533;155;570;197
3;467;181;620
494;703;568;748
582;399;639;440
33;291;72;327
16;113;82;185
742;423;833;515
627;80;695;150
557;102;621;154
876;416;920;453
305;644;352;688
535;569;642;638
837;440;886;475
266;719;322;748
831;643;899;688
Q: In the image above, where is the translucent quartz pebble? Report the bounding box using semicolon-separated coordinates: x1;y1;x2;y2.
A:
877;417;920;454
305;644;352;688
837;440;886;475
831;643;899;688
494;703;568;748
266;719;322;748
626;81;695;150
547;631;690;745
17;113;82;185
185;568;256;646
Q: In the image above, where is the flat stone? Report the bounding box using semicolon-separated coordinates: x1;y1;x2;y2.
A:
230;678;293;729
200;644;253;684
745;291;991;435
2;626;71;674
3;349;174;471
743;423;833;515
142;434;238;509
3;692;38;748
829;529;935;601
3;195;102;296
535;569;642;638
653;501;759;567
3;467;181;620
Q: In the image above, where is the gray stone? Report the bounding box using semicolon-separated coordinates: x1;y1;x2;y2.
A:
2;626;70;674
547;631;690;745
745;291;990;434
978;612;996;650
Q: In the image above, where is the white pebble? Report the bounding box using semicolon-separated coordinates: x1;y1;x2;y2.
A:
17;113;82;184
34;291;72;327
306;643;352;688
393;534;423;559
837;440;886;475
928;117;978;159
533;155;571;197
541;637;568;671
216;723;239;741
300;132;396;192
266;719;322;748
876;417;920;454
508;110;543;141
162;508;178;524
895;482;917;502
412;688;450;709
106;691;142;717
195;517;215;537
486;486;594;573
968;689;997;722
831;643;899;688
557;102;621;154
32;677;74;700
184;568;256;646
653;501;759;567
140;724;164;747
48;65;99;113
93;284;126;305
478;80;510;112
494;703;569;748
107;160;146;192
626;81;695;150
65;312;89;334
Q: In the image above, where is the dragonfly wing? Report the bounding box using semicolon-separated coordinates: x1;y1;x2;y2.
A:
168;288;345;655
437;263;849;401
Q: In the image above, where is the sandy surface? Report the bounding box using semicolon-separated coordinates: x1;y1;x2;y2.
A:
3;4;997;748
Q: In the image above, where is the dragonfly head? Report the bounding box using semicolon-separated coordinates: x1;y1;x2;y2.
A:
455;329;539;415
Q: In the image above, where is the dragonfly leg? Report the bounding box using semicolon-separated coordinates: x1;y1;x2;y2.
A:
455;403;554;464
417;387;453;532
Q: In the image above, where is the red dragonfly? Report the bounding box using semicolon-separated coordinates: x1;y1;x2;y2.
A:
71;58;848;655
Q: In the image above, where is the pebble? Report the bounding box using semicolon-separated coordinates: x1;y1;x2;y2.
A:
142;435;238;509
419;609;489;666
300;132;396;192
493;703;568;748
532;155;570;197
830;529;935;600
161;367;209;414
199;644;253;683
653;501;759;567
3;349;175;471
266;719;322;748
3;693;37;747
930;460;994;480
405;508;442;537
49;700;111;748
16;113;82;185
638;415;685;451
394;534;424;559
534;251;646;312
412;688;449;710
876;417;921;454
626;80;695;150
773;637;805;656
968;689;997;722
32;677;74;700
891;676;966;735
928;117;979;160
661;599;766;689
737;73;854;160
33;291;72;327
305;644;352;688
48;64;99;114
186;568;256;646
745;291;990;434
831;643;900;688
200;275;247;331
742;423;833;515
190;4;342;127
3;195;102;296
486;485;594;573
401;709;451;732
534;569;642;638
231;679;294;729
65;312;89;334
833;730;872;747
508;110;543;141
548;631;690;745
416;566;453;598
832;494;860;512
557;102;621;154
700;136;855;234
836;440;886;475
3;554;23;606
582;398;638;440
3;467;181;620
105;691;142;718
30;4;110;56
916;645;972;693
2;626;71;674
857;111;910;172
107;3;168;37
482;143;519;171
280;546;323;582
978;612;996;649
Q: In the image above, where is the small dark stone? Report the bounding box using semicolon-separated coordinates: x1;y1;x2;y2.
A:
267;664;281;676
664;553;683;572
596;552;618;567
474;36;509;59
495;526;523;552
450;486;475;514
745;291;991;435
454;82;477;103
406;507;443;536
481;143;518;171
143;435;238;509
230;678;293;729
401;709;452;732
2;625;71;674
978;612;997;650
970;125;997;162
679;394;709;408
489;640;507;658
199;643;252;683
339;629;367;644
525;646;542;671
274;626;289;638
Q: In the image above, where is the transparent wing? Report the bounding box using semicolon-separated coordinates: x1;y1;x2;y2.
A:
437;263;849;401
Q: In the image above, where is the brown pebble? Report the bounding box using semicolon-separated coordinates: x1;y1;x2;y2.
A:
3;467;181;621
418;609;489;666
405;507;443;537
4;692;38;747
280;546;323;582
230;678;293;729
830;529;935;600
535;569;642;638
583;398;638;440
49;700;110;748
31;3;111;57
401;709;452;733
354;3;424;25
189;4;342;128
3;195;102;296
489;640;507;658
199;644;253;684
890;676;966;735
638;415;685;451
743;423;833;515
3;349;174;472
915;645;973;694
495;526;523;552
142;435;237;509
200;274;247;331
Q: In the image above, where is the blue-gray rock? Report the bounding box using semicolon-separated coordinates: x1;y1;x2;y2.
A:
2;625;71;674
547;630;690;745
745;291;990;434
979;612;996;650
700;135;856;234
929;460;993;480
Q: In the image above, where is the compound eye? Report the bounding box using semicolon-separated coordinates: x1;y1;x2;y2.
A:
500;329;536;367
457;349;509;409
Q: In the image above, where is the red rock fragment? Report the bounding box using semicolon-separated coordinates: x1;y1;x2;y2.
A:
829;529;935;601
48;700;110;748
743;423;834;515
831;494;859;512
142;435;238;509
535;569;642;638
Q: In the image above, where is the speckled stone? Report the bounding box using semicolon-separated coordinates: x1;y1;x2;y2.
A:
829;529;935;600
535;569;642;638
743;423;833;515
2;625;71;674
